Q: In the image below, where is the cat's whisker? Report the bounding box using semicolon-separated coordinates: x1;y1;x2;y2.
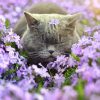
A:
28;52;37;54
29;54;39;58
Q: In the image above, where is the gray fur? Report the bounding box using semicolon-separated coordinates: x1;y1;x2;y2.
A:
14;2;82;64
21;13;81;64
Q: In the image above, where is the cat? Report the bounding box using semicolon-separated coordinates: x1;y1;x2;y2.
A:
14;2;67;36
14;2;82;65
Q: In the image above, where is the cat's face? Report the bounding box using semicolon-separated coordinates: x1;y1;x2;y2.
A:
21;12;80;64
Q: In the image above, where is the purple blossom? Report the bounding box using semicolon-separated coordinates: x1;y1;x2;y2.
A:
0;50;9;69
49;19;60;25
54;73;65;87
93;31;100;42
62;86;78;100
47;55;69;72
40;88;62;100
0;0;100;99
40;86;77;100
0;15;5;30
67;57;77;67
71;31;100;82
85;80;100;100
71;44;83;55
0;81;32;100
18;78;36;91
31;64;50;78
2;29;22;48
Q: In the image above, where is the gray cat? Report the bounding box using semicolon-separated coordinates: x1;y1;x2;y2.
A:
14;2;82;65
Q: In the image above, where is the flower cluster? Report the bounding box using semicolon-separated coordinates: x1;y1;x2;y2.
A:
0;0;100;100
0;18;26;81
0;80;32;100
70;31;100;99
72;32;100;82
0;79;78;100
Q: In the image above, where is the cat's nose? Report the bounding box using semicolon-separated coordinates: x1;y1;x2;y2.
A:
48;50;54;54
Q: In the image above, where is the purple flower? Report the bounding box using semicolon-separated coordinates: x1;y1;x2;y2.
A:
62;86;78;100
0;0;100;99
2;29;22;48
67;57;77;67
71;31;100;82
94;31;100;42
18;78;36;91
41;88;62;100
0;82;32;100
54;73;65;87
85;80;100;100
47;55;69;73
71;44;83;55
0;52;9;69
0;15;5;30
49;19;60;25
31;64;50;78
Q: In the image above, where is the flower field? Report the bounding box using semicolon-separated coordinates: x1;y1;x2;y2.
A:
0;0;100;100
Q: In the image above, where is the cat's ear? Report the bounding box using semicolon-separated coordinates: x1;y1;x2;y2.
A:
24;12;39;29
67;13;81;26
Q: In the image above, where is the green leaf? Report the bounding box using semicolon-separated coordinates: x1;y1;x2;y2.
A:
81;19;89;25
12;76;20;81
20;50;28;58
63;67;76;86
97;58;100;65
4;69;16;78
0;32;2;38
35;76;44;92
75;79;85;100
3;63;20;77
38;82;43;92
88;58;92;66
5;42;19;51
71;53;80;62
5;42;12;46
14;63;20;70
5;19;10;28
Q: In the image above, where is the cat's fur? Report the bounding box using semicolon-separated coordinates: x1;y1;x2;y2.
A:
14;2;67;36
14;2;82;65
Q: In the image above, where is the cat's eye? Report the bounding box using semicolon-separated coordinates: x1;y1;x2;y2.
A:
59;37;67;43
58;35;65;43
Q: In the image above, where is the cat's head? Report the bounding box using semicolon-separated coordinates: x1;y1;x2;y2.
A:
21;12;81;64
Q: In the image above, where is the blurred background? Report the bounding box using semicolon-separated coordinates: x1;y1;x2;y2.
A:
0;0;100;24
